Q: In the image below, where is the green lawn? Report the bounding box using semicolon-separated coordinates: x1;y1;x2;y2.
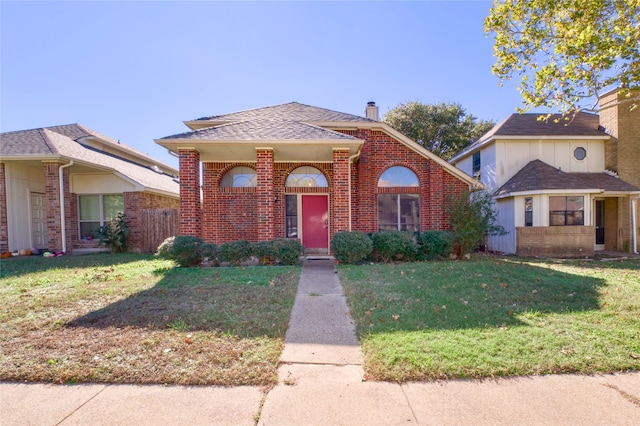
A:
339;255;640;382
0;254;300;386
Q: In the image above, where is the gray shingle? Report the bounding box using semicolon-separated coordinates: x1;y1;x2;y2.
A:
162;119;360;141
495;160;640;196
195;102;376;123
1;126;179;196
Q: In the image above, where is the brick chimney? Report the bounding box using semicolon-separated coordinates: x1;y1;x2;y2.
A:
365;101;379;121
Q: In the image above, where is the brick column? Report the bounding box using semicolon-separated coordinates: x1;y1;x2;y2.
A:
43;161;71;253
256;148;275;241
202;162;218;243
428;161;444;230
179;149;202;237
332;149;350;233
0;163;8;252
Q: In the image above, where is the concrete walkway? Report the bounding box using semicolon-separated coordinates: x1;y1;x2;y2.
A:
2;257;640;425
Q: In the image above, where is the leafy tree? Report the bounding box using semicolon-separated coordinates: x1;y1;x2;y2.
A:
485;0;640;114
447;190;505;257
382;101;495;160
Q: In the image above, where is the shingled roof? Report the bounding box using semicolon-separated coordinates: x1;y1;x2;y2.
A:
164;119;359;141
194;102;377;124
495;160;640;197
1;124;179;196
162;102;372;141
450;111;608;163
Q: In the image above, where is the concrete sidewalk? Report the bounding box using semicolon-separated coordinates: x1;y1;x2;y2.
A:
2;257;639;425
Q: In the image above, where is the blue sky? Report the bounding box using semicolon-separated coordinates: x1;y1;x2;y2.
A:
1;1;539;169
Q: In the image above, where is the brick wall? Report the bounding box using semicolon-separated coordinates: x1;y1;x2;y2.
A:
342;129;468;233
0;163;7;253
516;226;595;257
194;128;470;247
256;149;275;241
332;149;350;233
43;162;72;253
179;149;202;237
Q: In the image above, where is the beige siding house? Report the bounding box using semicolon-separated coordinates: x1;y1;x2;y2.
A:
0;124;180;254
450;90;640;257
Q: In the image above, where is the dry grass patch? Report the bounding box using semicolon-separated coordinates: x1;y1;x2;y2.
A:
0;254;300;386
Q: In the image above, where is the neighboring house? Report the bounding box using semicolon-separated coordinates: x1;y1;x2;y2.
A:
155;102;479;254
450;90;640;257
0;124;180;254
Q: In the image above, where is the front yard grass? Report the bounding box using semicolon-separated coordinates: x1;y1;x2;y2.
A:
340;255;640;382
0;254;300;386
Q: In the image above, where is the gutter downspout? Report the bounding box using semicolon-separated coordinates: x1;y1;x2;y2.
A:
633;195;639;254
59;161;74;253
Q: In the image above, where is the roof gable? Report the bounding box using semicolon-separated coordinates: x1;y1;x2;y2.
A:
450;111;608;163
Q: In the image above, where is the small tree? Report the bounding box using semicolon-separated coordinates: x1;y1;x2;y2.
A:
446;190;505;257
96;213;130;253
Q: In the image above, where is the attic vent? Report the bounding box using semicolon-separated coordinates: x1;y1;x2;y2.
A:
151;165;162;173
604;169;619;178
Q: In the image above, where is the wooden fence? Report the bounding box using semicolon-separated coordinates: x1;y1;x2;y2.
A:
138;208;179;253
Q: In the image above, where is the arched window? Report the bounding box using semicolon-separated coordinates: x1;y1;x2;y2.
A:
220;166;257;188
286;166;328;187
378;166;419;187
377;166;420;232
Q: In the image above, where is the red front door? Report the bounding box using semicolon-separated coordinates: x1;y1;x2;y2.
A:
302;195;328;250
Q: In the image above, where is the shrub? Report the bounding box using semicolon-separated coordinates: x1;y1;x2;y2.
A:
446;189;506;256
218;240;252;265
417;230;454;260
273;238;303;265
252;240;276;265
96;213;130;253
252;239;303;265
331;231;373;264
201;243;218;264
371;231;417;263
155;235;204;267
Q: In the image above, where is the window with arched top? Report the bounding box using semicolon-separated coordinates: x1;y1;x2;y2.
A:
220;166;257;188
377;166;419;187
285;166;328;187
377;166;420;232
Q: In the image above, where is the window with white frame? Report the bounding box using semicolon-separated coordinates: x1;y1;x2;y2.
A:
220;166;257;188
377;166;420;231
78;194;124;238
285;166;328;187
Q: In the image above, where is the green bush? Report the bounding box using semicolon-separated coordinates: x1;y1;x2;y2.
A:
417;230;454;260
371;231;417;263
273;238;303;265
252;240;276;265
331;231;373;264
252;239;303;265
201;243;218;264
155;235;204;267
218;240;252;265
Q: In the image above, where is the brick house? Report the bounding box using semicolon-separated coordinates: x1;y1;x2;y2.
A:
0;124;180;254
450;89;640;257
155;102;478;254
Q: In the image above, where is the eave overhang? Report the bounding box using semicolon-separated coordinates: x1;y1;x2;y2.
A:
155;138;364;163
